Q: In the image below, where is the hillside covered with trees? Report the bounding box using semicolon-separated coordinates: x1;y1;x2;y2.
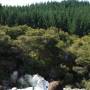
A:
0;0;90;89
0;25;90;88
0;0;90;36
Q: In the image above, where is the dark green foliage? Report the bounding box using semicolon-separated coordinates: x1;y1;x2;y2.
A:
0;25;90;88
0;0;90;36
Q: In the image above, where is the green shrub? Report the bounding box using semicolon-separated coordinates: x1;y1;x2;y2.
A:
85;80;90;90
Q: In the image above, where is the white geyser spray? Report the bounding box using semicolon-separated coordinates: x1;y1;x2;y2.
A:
9;72;49;90
10;71;18;84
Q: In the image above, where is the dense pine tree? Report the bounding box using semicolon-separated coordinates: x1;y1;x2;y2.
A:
0;0;90;35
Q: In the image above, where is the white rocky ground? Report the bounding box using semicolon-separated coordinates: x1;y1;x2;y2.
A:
9;87;86;90
63;88;85;90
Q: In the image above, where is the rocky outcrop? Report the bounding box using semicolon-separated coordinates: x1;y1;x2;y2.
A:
48;81;63;90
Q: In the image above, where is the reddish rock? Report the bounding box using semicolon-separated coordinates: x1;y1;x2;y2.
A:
48;81;63;90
